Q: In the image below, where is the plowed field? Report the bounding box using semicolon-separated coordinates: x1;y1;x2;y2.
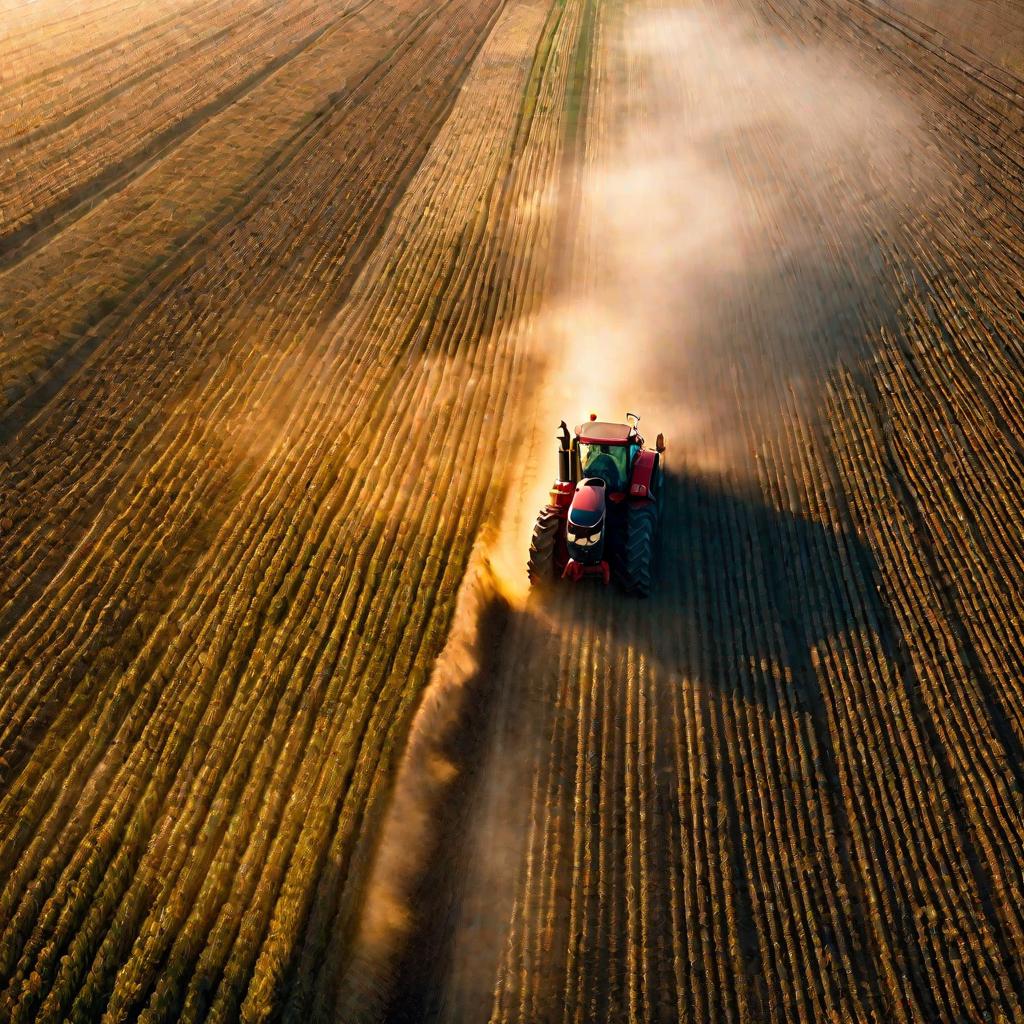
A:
2;0;1024;1021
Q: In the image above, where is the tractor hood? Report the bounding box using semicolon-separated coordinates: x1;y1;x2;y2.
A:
567;479;607;565
568;478;606;529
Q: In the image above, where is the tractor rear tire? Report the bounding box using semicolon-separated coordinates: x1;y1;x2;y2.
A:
527;508;561;585
619;503;657;596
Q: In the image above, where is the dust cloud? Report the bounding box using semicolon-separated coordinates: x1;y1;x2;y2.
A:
333;535;511;1021
539;3;940;475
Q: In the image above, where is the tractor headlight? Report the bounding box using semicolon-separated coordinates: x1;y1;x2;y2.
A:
569;528;601;547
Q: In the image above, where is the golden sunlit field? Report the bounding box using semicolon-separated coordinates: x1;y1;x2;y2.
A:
2;0;1024;1021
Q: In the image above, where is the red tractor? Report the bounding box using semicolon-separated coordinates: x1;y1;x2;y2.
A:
528;412;665;596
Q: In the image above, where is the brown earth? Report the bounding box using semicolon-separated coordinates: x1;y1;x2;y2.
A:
1;0;1024;1021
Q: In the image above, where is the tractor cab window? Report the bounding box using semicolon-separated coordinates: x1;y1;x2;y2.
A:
579;442;629;491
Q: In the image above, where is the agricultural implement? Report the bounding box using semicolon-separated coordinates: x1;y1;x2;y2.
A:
528;412;665;596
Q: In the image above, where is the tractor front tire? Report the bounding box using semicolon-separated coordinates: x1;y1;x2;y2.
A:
527;508;561;585
619;503;657;596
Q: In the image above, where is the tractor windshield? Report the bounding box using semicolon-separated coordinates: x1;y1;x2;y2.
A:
579;442;629;492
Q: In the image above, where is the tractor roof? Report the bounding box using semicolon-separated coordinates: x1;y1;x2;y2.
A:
576;421;632;444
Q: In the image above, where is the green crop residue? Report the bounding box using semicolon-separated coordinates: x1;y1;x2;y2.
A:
511;0;568;159
564;0;597;145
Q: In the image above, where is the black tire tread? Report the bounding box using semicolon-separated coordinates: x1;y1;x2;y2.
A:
527;508;560;584
619;503;656;596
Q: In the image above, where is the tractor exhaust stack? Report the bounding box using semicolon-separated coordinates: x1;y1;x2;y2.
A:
557;420;572;483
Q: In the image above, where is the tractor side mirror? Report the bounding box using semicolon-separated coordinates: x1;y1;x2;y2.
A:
656;432;666;453
626;411;640;429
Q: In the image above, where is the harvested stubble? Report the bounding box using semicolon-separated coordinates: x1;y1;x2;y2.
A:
3;0;1024;1021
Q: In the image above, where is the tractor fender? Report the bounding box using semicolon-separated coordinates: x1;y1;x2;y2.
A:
628;450;659;500
547;480;575;513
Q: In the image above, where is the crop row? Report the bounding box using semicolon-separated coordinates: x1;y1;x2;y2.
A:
2;0;247;141
0;0;464;426
0;0;498;764
0;0;192;90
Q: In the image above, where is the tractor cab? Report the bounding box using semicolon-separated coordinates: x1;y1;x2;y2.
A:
574;417;641;495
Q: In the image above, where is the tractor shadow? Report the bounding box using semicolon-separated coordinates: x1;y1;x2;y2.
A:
526;467;901;1019
370;469;1015;1023
525;468;1024;1021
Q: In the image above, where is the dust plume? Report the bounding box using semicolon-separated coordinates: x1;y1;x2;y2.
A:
495;0;942;601
538;2;942;476
333;536;510;1020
